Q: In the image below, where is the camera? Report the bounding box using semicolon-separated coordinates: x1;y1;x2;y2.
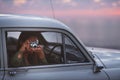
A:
30;40;39;48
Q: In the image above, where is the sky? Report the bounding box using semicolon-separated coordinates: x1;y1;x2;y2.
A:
0;0;120;49
0;0;120;17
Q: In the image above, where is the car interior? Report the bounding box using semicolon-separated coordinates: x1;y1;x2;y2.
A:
6;31;89;67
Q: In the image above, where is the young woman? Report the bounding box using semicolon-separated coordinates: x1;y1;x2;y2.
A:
11;31;48;67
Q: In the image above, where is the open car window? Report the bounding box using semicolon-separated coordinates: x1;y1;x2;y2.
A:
6;31;89;68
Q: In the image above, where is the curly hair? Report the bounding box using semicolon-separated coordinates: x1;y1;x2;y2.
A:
17;31;40;50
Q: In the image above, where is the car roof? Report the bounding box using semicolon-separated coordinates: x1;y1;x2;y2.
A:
0;14;71;32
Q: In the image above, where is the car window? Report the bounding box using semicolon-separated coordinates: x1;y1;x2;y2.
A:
6;31;63;67
41;32;62;43
64;35;89;63
6;32;20;67
6;31;88;68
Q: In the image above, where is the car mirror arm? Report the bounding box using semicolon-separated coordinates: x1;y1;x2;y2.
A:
93;63;104;73
89;51;103;73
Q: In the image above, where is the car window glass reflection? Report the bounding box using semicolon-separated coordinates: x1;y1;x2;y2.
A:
65;35;88;63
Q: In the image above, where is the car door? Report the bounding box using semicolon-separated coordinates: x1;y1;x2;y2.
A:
0;28;4;80
3;28;109;80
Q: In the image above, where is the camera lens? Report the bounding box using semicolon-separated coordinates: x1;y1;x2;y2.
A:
30;40;39;48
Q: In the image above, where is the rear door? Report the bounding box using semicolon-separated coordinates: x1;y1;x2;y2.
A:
0;28;4;80
3;28;109;80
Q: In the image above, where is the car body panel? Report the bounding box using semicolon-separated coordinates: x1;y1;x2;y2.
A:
0;14;72;32
4;64;109;80
88;47;120;80
104;68;120;80
88;47;120;68
95;52;120;68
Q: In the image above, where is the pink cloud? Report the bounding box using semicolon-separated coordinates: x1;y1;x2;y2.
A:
54;8;120;18
13;0;27;6
3;7;119;19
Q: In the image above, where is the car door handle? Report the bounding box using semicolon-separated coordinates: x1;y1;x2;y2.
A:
8;68;28;76
8;71;17;76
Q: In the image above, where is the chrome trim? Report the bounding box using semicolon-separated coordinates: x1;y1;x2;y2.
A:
5;62;93;70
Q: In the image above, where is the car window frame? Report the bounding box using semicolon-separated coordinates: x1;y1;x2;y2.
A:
0;28;4;69
63;34;90;63
2;27;94;69
0;28;1;68
0;27;5;80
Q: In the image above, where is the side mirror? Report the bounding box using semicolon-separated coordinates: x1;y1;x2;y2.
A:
88;51;103;73
93;63;104;73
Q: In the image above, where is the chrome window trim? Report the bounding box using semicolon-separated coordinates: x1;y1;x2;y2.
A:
0;27;4;68
6;62;93;70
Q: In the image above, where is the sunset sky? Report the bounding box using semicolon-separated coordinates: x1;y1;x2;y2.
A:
0;0;120;49
0;0;120;17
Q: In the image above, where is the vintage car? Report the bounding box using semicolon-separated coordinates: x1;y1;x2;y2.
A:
0;14;120;80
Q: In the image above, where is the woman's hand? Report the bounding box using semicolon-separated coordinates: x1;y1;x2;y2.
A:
21;40;43;54
30;45;43;53
20;40;30;52
30;45;46;59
